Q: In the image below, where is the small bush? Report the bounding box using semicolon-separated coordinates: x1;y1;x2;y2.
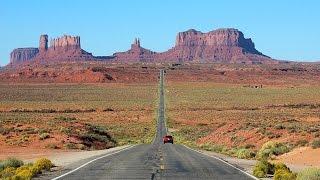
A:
297;168;320;180
236;148;256;159
274;169;296;180
257;141;289;160
39;132;50;140
15;164;36;179
274;163;296;180
45;143;59;149
296;139;309;147
252;160;274;178
64;143;78;149
55;116;77;122
0;157;24;170
34;158;53;171
311;139;320;149
0;167;16;178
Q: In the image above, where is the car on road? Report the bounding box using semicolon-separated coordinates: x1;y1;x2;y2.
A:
163;135;173;144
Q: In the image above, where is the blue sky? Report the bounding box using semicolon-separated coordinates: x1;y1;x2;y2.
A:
1;0;319;65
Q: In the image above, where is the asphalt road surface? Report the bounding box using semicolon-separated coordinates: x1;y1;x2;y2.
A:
51;70;254;180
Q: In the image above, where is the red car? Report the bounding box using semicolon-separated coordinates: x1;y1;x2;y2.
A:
163;135;174;144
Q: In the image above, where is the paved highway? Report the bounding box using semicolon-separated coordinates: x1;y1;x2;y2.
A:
51;70;254;180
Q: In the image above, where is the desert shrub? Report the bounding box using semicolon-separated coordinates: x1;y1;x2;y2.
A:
103;108;114;112
55;116;76;121
0;167;16;178
236;148;256;159
275;124;285;130
296;139;309;147
297;168;320;180
64;143;78;149
257;141;289;160
0;157;24;170
39;132;50;140
45;143;59;149
311;139;320;149
60;127;72;135
33;158;53;171
244;144;255;149
274;163;296;180
15;164;36;179
252;160;274;178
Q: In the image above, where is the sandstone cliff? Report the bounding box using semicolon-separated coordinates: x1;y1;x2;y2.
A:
9;34;110;64
112;28;275;64
10;48;39;64
156;28;273;64
9;28;276;65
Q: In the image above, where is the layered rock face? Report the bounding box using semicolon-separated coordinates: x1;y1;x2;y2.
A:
10;48;39;64
112;28;275;64
113;38;156;62
35;35;95;61
49;35;80;50
9;28;276;65
39;35;48;52
9;34;111;64
157;28;272;63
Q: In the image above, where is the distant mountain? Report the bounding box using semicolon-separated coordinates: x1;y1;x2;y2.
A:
9;28;277;65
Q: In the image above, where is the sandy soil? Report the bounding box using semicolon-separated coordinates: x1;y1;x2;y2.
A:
0;145;131;166
275;147;320;172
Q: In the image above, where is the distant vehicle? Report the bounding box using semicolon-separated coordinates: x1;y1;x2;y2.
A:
163;135;173;144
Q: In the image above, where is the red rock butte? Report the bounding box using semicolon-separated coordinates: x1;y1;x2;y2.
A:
9;28;278;65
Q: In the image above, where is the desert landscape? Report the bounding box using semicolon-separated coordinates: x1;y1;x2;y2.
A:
1;1;320;179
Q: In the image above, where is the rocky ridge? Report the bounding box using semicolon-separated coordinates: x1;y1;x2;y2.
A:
9;28;277;65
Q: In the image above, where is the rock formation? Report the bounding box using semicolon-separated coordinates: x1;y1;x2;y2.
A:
9;28;277;65
39;35;48;53
156;28;273;64
49;35;81;50
35;35;94;62
10;48;39;64
112;28;275;64
9;34;111;64
113;38;156;62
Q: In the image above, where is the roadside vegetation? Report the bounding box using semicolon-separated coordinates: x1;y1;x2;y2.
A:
0;157;53;179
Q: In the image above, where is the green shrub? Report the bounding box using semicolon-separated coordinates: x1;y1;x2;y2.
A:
252;160;274;178
39;132;50;140
274;163;296;180
311;139;320;149
0;157;24;170
236;148;256;159
297;168;320;180
257;141;289;160
34;158;53;171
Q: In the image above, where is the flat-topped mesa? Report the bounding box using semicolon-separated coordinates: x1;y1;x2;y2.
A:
49;35;81;50
10;48;39;64
158;28;273;63
114;38;156;62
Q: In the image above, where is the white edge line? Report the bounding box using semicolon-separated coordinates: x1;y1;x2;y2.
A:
51;145;137;180
183;145;259;180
